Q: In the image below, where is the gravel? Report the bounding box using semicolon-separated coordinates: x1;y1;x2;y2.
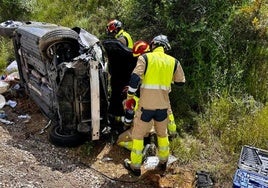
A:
0;93;198;188
0;95;157;188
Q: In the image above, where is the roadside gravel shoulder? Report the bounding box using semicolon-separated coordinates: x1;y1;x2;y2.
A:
0;95;195;188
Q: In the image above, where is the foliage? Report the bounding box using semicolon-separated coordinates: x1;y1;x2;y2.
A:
196;93;268;184
228;0;268;103
0;0;32;21
118;0;265;121
116;0;163;41
197;94;267;153
170;131;237;185
222;103;268;153
0;0;32;73
0;39;14;74
30;0;115;37
170;134;202;164
163;0;240;105
78;141;94;157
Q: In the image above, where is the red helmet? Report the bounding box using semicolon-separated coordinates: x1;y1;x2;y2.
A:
132;40;150;57
106;19;122;33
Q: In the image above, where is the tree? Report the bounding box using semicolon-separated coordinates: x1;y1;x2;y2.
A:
0;0;31;21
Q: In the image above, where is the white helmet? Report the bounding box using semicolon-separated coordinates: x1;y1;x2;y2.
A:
150;34;171;50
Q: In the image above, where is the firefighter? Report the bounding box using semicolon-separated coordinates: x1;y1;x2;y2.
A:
116;41;151;150
117;93;178;151
106;19;133;48
117;41;178;151
123;35;186;176
106;19;134;127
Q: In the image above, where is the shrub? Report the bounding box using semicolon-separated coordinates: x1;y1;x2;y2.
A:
222;103;268;153
170;134;202;164
0;39;14;74
197;94;266;154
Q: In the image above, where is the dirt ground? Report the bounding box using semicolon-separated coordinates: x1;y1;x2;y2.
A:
0;90;196;188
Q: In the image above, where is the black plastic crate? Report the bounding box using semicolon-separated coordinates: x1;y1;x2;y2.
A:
195;171;214;188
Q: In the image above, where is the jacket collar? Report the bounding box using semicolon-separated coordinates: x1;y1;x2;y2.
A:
152;46;165;53
115;29;124;38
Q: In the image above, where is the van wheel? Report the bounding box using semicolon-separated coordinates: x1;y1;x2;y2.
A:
39;29;79;60
48;125;87;147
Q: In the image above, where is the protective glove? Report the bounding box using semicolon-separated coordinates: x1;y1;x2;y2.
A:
124;98;136;110
123;95;136;125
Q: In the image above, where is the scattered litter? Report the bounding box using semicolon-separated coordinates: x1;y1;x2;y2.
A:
0;111;7;119
4;71;20;81
0;94;6;109
39;120;51;134
167;155;178;166
101;157;113;162
5;60;18;73
18;114;31;119
101;126;111;134
1;75;6;80
6;100;17;108
144;156;159;170
0;81;9;94
12;84;20;90
0;118;14;125
144;155;178;170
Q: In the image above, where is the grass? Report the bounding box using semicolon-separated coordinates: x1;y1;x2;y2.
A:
170;94;268;185
0;39;14;74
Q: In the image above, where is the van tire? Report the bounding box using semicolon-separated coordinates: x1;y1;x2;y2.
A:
39;29;79;60
49;125;87;147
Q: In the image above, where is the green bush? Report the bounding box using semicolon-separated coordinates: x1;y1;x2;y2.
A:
228;0;268;103
170;134;202;164
222;103;268;153
197;94;267;153
0;39;14;74
0;0;32;21
30;0;116;38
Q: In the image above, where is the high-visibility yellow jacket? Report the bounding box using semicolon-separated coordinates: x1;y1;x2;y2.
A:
130;46;183;109
141;47;176;91
115;29;133;48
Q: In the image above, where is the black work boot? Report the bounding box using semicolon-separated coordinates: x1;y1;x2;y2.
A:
124;159;141;176
157;161;167;171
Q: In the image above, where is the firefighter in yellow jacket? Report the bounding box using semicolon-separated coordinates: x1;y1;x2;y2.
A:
123;35;186;176
117;97;177;151
106;19;133;48
117;41;178;151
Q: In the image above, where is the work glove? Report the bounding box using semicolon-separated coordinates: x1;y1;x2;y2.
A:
123;94;136;125
124;98;136;110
